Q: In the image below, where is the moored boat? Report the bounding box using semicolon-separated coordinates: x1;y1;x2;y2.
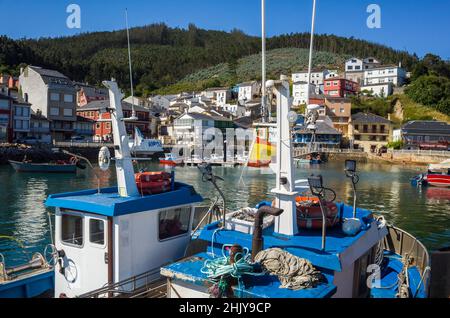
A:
8;160;78;173
159;153;184;166
411;159;450;188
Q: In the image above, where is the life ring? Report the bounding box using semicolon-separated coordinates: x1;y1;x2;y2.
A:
296;196;339;230
135;172;172;195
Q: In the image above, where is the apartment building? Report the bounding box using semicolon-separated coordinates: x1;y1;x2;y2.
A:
350;112;393;153
19;66;77;141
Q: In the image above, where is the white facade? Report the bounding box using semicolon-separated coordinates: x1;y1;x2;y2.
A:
150;95;177;110
222;104;245;117
238;82;260;102
364;66;407;87
292;82;316;106
345;58;364;72
292;70;329;86
361;83;394;97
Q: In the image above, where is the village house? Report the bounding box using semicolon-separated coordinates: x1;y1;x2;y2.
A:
344;57;381;85
350;112;393;153
173;112;234;152
19;66;77;141
201;87;231;107
293;115;342;149
324;97;352;137
29;110;52;144
77;100;156;142
238;81;260;103
73;116;95;141
323;78;359;98
0;92;13;142
292;81;317;106
292;70;329;89
364;64;407;87
360;82;394;97
149;94;178;111
74;82;109;107
400;121;450;150
12;97;31;141
0;74;19;90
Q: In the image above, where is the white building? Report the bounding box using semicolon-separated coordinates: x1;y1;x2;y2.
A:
19;66;77;141
201;87;231;107
360;83;394;97
364;65;407;87
149;95;178;110
292;82;317;106
238;81;260;103
345;57;382;85
292;70;329;87
222;104;245;117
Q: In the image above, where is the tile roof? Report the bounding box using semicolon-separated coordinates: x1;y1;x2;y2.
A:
351;112;391;124
402;121;450;134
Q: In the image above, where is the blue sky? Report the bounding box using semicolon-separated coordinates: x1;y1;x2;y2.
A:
1;0;449;59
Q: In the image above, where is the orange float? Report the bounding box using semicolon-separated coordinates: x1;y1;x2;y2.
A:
135;172;172;195
295;196;339;230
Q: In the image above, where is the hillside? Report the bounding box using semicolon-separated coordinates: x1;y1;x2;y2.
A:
0;24;419;94
155;48;350;94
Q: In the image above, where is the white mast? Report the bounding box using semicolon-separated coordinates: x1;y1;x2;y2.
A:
268;77;298;236
261;0;267;123
125;9;138;121
305;0;317;109
103;80;139;198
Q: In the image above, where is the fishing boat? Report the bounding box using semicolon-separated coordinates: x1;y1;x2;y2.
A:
159;153;184;166
411;159;450;187
159;77;431;299
129;127;164;157
8;159;79;173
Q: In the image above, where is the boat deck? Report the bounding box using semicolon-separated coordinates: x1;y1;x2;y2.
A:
161;253;337;298
198;203;378;272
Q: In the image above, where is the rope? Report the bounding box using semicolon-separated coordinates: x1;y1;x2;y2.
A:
201;244;263;297
254;248;325;290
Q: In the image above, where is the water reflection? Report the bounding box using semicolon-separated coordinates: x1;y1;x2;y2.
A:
0;159;449;266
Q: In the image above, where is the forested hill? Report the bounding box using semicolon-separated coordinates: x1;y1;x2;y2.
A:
1;23;419;94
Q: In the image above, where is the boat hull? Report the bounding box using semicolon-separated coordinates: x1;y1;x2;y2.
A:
159;159;183;166
0;269;54;298
426;174;450;188
8;160;77;173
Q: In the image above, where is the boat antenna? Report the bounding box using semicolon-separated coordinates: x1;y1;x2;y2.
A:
305;0;317;111
125;8;138;121
261;0;268;123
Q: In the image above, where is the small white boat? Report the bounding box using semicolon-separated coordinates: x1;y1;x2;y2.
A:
159;153;184;166
129;127;163;156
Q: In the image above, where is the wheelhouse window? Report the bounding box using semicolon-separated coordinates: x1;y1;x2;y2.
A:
89;219;105;245
159;207;191;240
61;214;83;247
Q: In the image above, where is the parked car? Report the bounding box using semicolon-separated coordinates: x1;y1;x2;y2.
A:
16;136;39;145
70;135;86;142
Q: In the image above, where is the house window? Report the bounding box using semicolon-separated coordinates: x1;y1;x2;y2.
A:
61;214;84;247
159;207;191;241
96;123;101;129
355;135;361;141
63;108;73;117
89;219;105;245
380;125;385;133
354;125;359;131
50;93;60;101
64;94;74;103
363;125;368;133
50;107;59;116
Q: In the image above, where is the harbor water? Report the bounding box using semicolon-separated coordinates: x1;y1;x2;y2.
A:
1;160;449;266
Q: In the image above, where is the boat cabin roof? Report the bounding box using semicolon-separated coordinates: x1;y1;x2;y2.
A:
45;182;203;217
